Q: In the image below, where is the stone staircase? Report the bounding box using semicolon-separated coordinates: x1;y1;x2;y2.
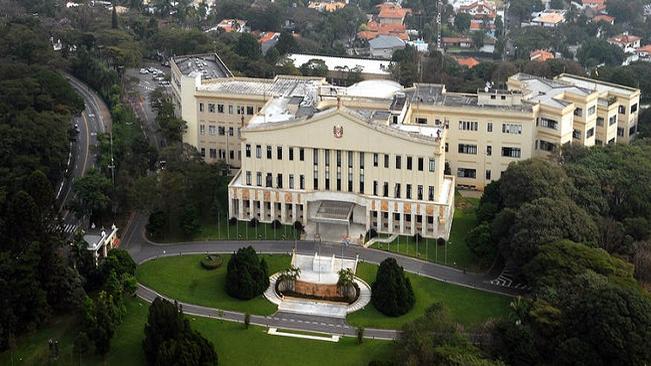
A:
363;234;398;248
264;272;283;306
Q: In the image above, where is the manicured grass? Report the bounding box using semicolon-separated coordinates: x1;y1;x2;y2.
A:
0;298;393;366
371;196;487;271
0;298;148;366
348;262;510;329
136;254;291;315
155;216;297;242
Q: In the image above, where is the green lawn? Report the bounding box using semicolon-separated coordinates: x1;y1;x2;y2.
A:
371;196;487;271
348;262;510;329
136;254;291;315
0;298;393;366
155;216;297;243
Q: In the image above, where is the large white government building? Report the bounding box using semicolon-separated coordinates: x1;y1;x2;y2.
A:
170;53;640;241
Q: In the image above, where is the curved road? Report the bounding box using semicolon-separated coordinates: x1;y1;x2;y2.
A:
122;214;521;340
57;73;112;236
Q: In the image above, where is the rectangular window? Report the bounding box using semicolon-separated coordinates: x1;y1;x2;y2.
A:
289;147;294;161
384;154;389;168
456;168;477;178
588;105;596;115
217;104;224;113
537;140;555;152
458;144;478;154
199;103;204;112
245;171;251;185
200;148;205;157
247;106;254;115
428;158;435;172
394;183;401;199
597;117;604;126
574;107;583;117
383;182;388;197
300;175;305;190
256;145;261;159
256;172;262;186
630;125;637;136
228;127;234;136
347;151;353;168
417;157;424;171
416;117;427;124
373;153;379;167
406;184;412;199
501;147;521;158
373;181;378;196
208;125;216;135
267;145;272;159
277;146;283;160
395;155;401;169
208;103;215;113
289;175;294;189
458;120;478;131
266;173;272;188
218;126;225;135
538;117;558;130
573;129;581;139
618;105;625;114
228;105;233;114
325;149;330;166
407;156;412;170
210;148;216;158
587;127;595;138
359;152;364;168
299;148;304;161
200;124;206;135
245;144;251;158
428;186;434;201
277;174;283;188
609;115;617;126
502;123;522;134
486;169;491;180
487;122;493;132
631;103;638;113
417;185;423;200
487;145;492;156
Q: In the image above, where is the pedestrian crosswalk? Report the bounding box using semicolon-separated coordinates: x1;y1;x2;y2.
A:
489;267;531;291
48;223;78;235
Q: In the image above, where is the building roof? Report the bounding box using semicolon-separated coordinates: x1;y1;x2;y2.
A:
637;45;651;55
358;21;409;41
592;14;614;23
287;53;392;75
511;73;598;109
442;36;472;44
215;19;247;32
172;54;233;79
532;11;565;25
456;57;480;68
369;35;406;49
377;3;410;19
582;0;604;5
608;33;641;45
555;73;640;98
530;49;554;62
346;80;402;99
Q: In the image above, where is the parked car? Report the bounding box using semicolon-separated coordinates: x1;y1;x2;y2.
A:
139;68;148;74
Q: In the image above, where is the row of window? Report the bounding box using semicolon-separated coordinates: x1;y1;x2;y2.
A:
199;124;238;136
457;144;521;158
457;168;496;181
201;148;238;160
596;115;618;127
243;170;437;201
199;102;260;116
619;104;638;114
244;145;437;172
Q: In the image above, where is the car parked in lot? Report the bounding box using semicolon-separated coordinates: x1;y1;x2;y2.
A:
139;68;148;74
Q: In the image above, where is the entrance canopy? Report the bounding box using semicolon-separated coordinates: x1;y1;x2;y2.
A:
313;201;354;225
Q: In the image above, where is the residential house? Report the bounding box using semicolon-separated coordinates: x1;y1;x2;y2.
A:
212;19;249;33
376;3;411;25
530;10;566;28
530;49;555;62
307;1;347;12
442;36;473;49
258;32;280;54
369;35;406;58
358;21;409;41
592;14;614;25
456;57;480;68
608;33;642;53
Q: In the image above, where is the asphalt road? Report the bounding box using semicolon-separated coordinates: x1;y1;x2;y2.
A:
57;73;112;236
122;213;522;340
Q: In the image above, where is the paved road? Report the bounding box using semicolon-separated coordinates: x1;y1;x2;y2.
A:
56;73;112;236
122;213;522;340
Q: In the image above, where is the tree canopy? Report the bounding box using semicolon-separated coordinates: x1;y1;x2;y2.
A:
225;246;270;300
371;258;415;316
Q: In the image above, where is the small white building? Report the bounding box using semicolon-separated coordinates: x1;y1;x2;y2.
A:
84;224;119;265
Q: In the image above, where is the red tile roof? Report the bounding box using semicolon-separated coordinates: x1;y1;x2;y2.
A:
530;49;554;62
456;57;480;68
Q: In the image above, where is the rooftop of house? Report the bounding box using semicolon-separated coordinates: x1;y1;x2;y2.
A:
172;54;233;79
530;49;554;62
592;14;614;23
456;56;480;68
608;33;641;44
376;3;411;19
555;73;640;98
510;73;594;109
532;11;565;24
369;35;406;49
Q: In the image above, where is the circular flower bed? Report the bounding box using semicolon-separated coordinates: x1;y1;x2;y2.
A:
200;254;223;270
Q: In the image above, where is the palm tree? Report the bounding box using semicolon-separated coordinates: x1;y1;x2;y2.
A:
279;265;301;292
337;268;356;301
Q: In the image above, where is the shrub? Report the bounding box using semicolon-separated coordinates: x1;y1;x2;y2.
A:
228;217;237;226
293;221;304;232
225;246;270;300
371;258;415;316
244;313;250;328
413;233;423;243
364;228;378;242
437;237;446;246
200;254;223;270
249;217;259;227
271;219;281;229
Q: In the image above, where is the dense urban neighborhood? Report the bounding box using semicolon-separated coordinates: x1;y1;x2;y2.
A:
1;0;651;365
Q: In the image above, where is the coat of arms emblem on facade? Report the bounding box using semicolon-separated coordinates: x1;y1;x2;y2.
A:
333;125;343;138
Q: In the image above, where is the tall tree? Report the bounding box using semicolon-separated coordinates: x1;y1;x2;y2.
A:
371;258;415;316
